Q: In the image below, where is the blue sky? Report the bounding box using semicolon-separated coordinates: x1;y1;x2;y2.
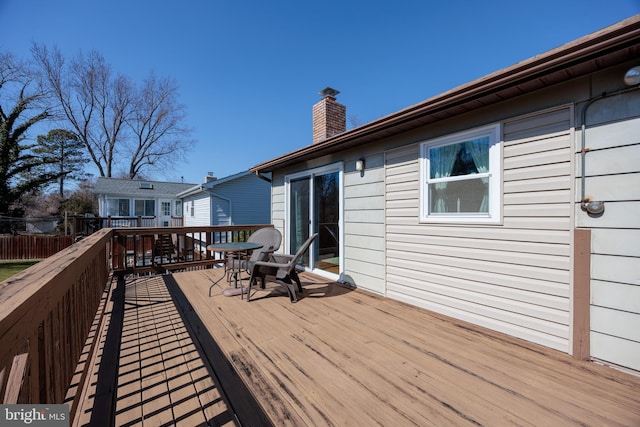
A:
1;1;638;185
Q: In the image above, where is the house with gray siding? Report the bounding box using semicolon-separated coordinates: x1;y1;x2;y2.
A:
177;171;271;226
250;16;640;374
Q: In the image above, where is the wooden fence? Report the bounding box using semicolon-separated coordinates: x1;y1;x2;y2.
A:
0;235;75;260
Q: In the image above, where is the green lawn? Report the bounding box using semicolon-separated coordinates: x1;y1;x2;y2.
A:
0;260;40;282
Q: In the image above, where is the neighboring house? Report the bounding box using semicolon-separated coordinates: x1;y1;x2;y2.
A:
177;171;271;226
250;16;640;374
94;178;196;226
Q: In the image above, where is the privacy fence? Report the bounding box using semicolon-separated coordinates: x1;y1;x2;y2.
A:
0;235;74;260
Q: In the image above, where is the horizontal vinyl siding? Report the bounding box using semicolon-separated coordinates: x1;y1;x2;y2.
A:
271;183;285;251
343;154;385;293
211;175;271;225
385;106;573;352
579;94;640;371
184;194;210;227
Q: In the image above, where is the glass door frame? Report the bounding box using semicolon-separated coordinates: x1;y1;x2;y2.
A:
284;162;344;280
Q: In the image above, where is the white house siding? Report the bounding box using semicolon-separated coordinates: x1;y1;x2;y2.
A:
271;183;285;251
343;153;386;294
183;194;210;227
576;90;640;371
385;106;574;352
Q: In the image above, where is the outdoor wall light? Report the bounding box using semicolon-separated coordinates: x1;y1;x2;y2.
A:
581;200;605;216
624;66;640;86
355;158;365;176
577;65;640;219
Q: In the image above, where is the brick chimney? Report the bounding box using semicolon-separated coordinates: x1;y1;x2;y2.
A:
312;87;346;144
205;172;217;183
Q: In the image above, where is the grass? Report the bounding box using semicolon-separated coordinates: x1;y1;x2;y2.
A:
0;260;41;282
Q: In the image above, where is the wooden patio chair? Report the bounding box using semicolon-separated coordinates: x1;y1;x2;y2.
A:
247;233;318;303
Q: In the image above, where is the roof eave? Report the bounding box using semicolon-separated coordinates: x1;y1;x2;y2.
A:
250;15;640;173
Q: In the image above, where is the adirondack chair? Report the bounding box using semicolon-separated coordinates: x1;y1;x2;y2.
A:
226;227;282;283
247;233;318;303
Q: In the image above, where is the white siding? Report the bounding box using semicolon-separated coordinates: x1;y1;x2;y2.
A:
271;183;285;252
385;106;574;352
577;91;640;371
183;194;210;227
344;153;386;293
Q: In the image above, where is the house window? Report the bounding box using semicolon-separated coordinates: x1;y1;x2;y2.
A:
134;199;155;216
175;200;182;216
190;201;194;217
107;198;130;216
420;124;501;223
161;201;171;216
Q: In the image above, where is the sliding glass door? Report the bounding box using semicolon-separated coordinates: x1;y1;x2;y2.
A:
286;163;343;278
289;177;311;267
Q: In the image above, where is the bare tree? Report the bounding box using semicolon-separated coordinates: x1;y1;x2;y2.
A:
32;44;131;177
32;44;192;179
126;73;192;179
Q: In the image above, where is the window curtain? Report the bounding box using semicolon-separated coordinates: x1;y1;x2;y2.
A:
465;138;490;212
430;144;460;213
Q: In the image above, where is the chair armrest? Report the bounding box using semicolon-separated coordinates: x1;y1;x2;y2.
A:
253;260;291;270
270;254;295;263
256;248;276;261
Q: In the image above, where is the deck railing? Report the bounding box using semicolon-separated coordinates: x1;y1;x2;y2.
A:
0;229;112;413
0;223;273;422
111;225;271;275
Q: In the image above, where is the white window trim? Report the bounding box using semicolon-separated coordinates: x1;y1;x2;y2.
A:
419;123;502;224
106;197;131;217
134;199;155;217
161;201;172;216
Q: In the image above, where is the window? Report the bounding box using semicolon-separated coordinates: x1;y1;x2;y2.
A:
190;201;194;217
134;199;155;216
175;200;182;216
420;124;501;223
161;201;171;216
107;198;130;216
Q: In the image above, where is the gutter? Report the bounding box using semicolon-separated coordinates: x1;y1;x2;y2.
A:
250;16;640;174
176;185;205;199
254;171;272;183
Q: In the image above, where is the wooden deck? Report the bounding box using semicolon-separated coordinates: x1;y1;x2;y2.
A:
170;267;640;427
76;267;640;426
74;274;235;426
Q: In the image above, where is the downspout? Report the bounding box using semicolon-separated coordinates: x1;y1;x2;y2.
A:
254;170;272;183
579;80;640;215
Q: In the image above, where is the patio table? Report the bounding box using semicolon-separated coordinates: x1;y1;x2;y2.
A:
207;241;263;297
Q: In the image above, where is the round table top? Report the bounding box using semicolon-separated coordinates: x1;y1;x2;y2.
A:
206;241;263;252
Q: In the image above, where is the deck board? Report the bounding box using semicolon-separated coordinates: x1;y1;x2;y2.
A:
169;267;640;427
74;274;235;427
